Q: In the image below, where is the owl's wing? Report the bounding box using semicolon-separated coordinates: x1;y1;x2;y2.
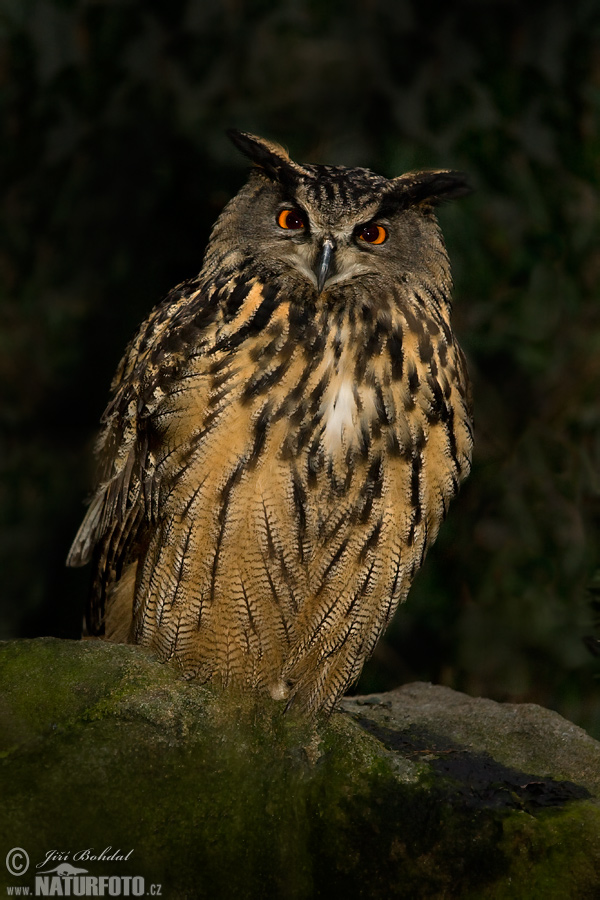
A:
67;275;211;633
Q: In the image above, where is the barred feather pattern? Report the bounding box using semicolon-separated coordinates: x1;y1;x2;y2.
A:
68;133;473;713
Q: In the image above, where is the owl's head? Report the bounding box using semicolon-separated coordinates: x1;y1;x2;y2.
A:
217;130;470;296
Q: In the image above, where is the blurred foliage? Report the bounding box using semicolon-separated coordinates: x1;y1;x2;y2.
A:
1;0;599;734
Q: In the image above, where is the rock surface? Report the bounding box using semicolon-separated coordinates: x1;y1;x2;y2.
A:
1;638;599;898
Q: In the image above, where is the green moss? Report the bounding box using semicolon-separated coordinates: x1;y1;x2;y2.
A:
0;639;150;748
472;804;600;900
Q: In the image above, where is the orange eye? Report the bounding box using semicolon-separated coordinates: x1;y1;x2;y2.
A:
277;208;306;230
358;223;387;244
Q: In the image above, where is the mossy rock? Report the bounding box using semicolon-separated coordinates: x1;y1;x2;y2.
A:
1;638;599;898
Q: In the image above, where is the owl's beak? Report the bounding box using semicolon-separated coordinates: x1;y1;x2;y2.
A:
315;238;336;293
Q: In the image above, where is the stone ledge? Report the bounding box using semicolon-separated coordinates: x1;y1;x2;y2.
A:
1;638;599;899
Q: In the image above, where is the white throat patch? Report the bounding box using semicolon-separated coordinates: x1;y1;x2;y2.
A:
321;379;357;450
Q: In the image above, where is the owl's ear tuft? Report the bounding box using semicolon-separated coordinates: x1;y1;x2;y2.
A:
388;170;472;208
227;130;308;185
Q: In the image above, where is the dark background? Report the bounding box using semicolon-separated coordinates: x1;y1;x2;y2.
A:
2;0;599;736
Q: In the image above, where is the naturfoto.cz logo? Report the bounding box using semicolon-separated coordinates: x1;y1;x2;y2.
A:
5;848;162;897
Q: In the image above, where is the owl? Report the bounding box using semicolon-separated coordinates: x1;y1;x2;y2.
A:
67;131;473;714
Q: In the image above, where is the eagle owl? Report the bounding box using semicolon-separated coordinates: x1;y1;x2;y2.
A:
68;131;473;713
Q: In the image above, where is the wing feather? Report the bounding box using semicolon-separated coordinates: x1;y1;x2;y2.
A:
67;274;213;633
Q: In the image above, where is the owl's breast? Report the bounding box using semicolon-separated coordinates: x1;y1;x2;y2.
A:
320;379;357;451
